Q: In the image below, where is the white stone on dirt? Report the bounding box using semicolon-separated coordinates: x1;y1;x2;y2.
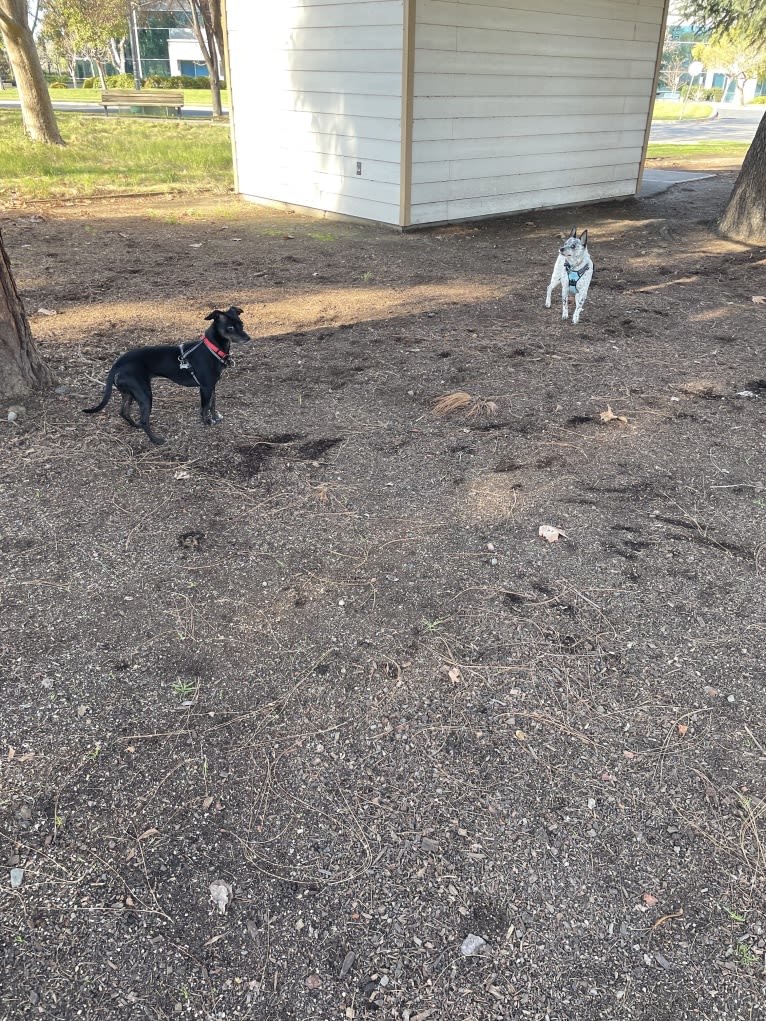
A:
461;933;488;956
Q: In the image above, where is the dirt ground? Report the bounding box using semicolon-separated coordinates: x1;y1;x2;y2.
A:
1;170;765;1021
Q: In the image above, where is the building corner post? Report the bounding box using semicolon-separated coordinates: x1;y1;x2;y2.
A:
400;0;416;227
637;0;672;195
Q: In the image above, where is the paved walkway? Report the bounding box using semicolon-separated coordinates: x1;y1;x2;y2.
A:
639;168;716;198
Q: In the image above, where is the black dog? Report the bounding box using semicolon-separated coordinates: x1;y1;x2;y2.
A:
83;307;250;445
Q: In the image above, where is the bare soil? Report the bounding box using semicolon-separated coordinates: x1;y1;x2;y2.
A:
1;171;765;1021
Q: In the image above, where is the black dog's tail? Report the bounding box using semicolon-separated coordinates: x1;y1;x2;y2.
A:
82;366;117;415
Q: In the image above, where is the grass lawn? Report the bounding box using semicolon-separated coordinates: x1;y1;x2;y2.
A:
651;99;714;120
0;112;233;202
645;140;751;159
0;86;229;108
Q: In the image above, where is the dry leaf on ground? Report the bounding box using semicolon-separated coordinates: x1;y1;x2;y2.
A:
538;524;567;543
599;404;628;424
752;296;765;304
209;879;233;915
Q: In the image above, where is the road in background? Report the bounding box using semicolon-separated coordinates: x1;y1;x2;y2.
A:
0;98;226;121
649;104;763;144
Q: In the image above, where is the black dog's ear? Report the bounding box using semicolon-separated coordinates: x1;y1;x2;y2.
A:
204;310;222;321
580;229;588;248
569;226;577;237
228;306;243;316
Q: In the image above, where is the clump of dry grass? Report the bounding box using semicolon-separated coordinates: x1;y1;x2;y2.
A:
432;391;498;419
432;391;473;416
467;397;499;419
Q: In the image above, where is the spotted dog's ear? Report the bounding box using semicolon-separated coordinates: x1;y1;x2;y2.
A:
579;230;588;248
569;226;577;237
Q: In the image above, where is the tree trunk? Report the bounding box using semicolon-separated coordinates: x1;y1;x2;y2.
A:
0;0;64;144
110;36;127;74
719;110;766;242
206;0;225;115
0;229;52;397
209;59;222;117
187;1;222;116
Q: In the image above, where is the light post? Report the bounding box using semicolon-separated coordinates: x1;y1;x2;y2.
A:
688;59;704;101
679;59;704;118
129;4;143;89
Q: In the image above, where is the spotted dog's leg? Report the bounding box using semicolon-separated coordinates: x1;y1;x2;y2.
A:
545;257;564;311
560;268;571;320
572;268;593;324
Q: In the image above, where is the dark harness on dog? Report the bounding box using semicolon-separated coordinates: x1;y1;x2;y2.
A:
565;262;589;295
178;335;231;385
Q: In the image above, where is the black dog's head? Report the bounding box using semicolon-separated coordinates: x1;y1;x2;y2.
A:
205;306;251;345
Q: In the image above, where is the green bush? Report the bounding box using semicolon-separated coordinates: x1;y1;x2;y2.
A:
143;73;225;90
82;77;98;88
748;95;766;104
105;73;138;89
50;81;69;89
680;85;723;102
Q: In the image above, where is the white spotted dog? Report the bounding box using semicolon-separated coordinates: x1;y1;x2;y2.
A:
545;227;593;324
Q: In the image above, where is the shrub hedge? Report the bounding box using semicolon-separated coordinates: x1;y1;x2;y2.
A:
143;74;225;90
680;85;724;102
59;73;226;91
82;74;136;89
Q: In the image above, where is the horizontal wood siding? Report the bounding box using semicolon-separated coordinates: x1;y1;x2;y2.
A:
409;0;665;224
226;1;403;223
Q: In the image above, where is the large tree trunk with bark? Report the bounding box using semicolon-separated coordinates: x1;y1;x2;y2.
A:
719;111;766;242
0;229;52;397
0;0;64;144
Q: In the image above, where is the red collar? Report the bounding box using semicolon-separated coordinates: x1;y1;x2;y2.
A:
202;335;228;361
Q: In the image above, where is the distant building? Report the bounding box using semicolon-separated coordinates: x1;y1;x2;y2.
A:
131;4;220;79
168;27;213;78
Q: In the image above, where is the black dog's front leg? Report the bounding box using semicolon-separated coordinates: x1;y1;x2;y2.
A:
200;386;222;425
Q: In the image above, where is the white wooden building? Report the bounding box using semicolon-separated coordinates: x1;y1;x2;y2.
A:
223;0;669;227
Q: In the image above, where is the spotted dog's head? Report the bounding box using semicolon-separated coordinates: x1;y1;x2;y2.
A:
558;227;589;266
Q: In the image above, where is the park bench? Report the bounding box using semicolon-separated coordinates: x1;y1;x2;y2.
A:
100;90;184;118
